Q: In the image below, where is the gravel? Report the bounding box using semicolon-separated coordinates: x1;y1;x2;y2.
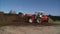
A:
0;25;60;34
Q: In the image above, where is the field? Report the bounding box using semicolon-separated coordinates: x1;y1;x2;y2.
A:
0;21;60;34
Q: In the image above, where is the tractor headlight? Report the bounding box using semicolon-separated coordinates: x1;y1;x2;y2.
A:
40;15;42;17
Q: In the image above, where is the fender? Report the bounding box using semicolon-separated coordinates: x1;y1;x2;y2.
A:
41;15;48;21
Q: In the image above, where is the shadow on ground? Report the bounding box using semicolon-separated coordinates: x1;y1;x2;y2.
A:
0;22;60;27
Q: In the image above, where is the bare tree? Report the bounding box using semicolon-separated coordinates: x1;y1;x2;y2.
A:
9;10;16;14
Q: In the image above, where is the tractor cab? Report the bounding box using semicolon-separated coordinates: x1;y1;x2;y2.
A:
35;12;43;18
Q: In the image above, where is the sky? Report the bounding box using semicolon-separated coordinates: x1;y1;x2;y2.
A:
0;0;60;16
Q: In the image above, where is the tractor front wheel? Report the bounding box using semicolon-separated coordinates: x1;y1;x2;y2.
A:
36;18;42;24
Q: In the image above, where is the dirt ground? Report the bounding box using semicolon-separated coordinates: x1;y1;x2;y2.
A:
0;21;60;34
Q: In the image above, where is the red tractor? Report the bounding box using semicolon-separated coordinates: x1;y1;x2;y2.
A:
22;12;48;24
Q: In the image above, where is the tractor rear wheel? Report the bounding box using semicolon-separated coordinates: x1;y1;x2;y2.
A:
25;17;33;23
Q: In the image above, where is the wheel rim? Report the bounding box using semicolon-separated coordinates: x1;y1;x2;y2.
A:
37;19;41;23
29;19;33;23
